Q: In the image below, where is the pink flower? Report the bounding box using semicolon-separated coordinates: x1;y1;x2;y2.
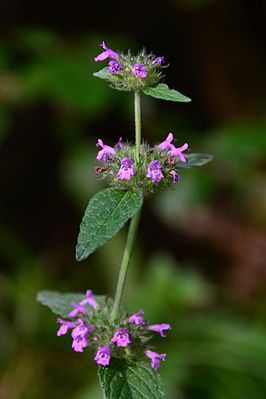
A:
111;328;131;347
158;133;174;151
68;302;87;318
145;350;166;371
71;319;93;353
94;346;111;366
94;42;119;62
147;323;171;338
117;157;135;181
129;309;146;325
96;139;116;161
146;160;164;183
169;143;189;163
79;290;98;309
132;63;148;78
56;318;75;336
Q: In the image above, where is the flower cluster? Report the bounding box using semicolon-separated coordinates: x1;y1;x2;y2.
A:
95;133;188;194
94;41;166;91
56;289;171;371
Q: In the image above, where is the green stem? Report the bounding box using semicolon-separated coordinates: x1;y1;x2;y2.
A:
134;91;141;161
111;91;142;320
111;210;141;320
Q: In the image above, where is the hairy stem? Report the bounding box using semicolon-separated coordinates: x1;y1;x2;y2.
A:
111;210;141;320
111;91;142;321
134;91;141;161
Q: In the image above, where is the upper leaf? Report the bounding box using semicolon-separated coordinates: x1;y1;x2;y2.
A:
143;83;191;102
93;67;110;80
176;153;213;169
36;290;107;318
76;188;143;261
98;359;166;399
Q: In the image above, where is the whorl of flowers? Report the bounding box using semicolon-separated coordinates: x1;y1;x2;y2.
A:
94;41;166;91
95;133;188;194
57;289;171;371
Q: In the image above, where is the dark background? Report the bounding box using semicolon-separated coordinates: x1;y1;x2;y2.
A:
0;1;266;398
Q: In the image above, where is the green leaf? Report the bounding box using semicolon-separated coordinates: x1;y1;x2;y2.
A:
36;290;107;318
143;83;191;102
176;153;213;169
76;188;143;261
93;67;111;80
98;359;166;399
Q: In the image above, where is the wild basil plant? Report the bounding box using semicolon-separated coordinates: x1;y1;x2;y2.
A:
37;41;213;399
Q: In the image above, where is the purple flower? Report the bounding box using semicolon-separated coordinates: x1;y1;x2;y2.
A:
94;41;119;62
146;160;164;183
117;157;135;181
71;319;92;352
158;133;174;151
56;318;75;336
79;290;98;310
96;138;116;161
129;309;146;325
94;346;111;366
68;302;87;318
169;170;180;183
108;60;121;74
145;350;166;371
147;323;172;338
169;143;189;163
153;56;164;65
111;328;131;347
132;63;148;78
115;137;124;148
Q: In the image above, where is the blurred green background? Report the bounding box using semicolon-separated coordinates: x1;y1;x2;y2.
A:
0;1;266;398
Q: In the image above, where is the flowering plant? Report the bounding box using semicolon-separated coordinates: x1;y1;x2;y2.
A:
37;41;212;399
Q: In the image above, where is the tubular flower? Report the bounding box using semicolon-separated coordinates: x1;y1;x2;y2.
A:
117;157;135;180
56;318;75;336
153;56;164;65
158;133;174;151
169;143;189;163
145;350;166;371
108;60;121;74
96;139;116;161
129;309;146;325
146;160;164;183
80;289;98;309
94;41;119;62
68;302;87;318
169;170;180;183
111;328;131;347
132;63;148;78
147;323;172;338
71;319;92;352
94;346;111;366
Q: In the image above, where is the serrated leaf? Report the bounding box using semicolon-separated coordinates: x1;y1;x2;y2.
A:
76;188;143;261
98;359;166;399
93;67;111;80
176;153;213;169
143;83;191;102
36;290;106;318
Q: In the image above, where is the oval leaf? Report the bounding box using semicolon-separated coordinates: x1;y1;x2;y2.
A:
36;290;107;318
76;188;143;261
143;83;191;102
98;359;166;399
176;153;213;169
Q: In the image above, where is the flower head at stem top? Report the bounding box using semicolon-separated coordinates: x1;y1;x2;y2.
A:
94;41;119;62
146;160;164;183
145;350;166;371
147;323;172;337
68;302;87;318
117;157;135;181
129;309;146;325
94;346;111;366
79;289;98;309
56;318;75;336
96;139;116;161
132;63;148;78
111;328;131;347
